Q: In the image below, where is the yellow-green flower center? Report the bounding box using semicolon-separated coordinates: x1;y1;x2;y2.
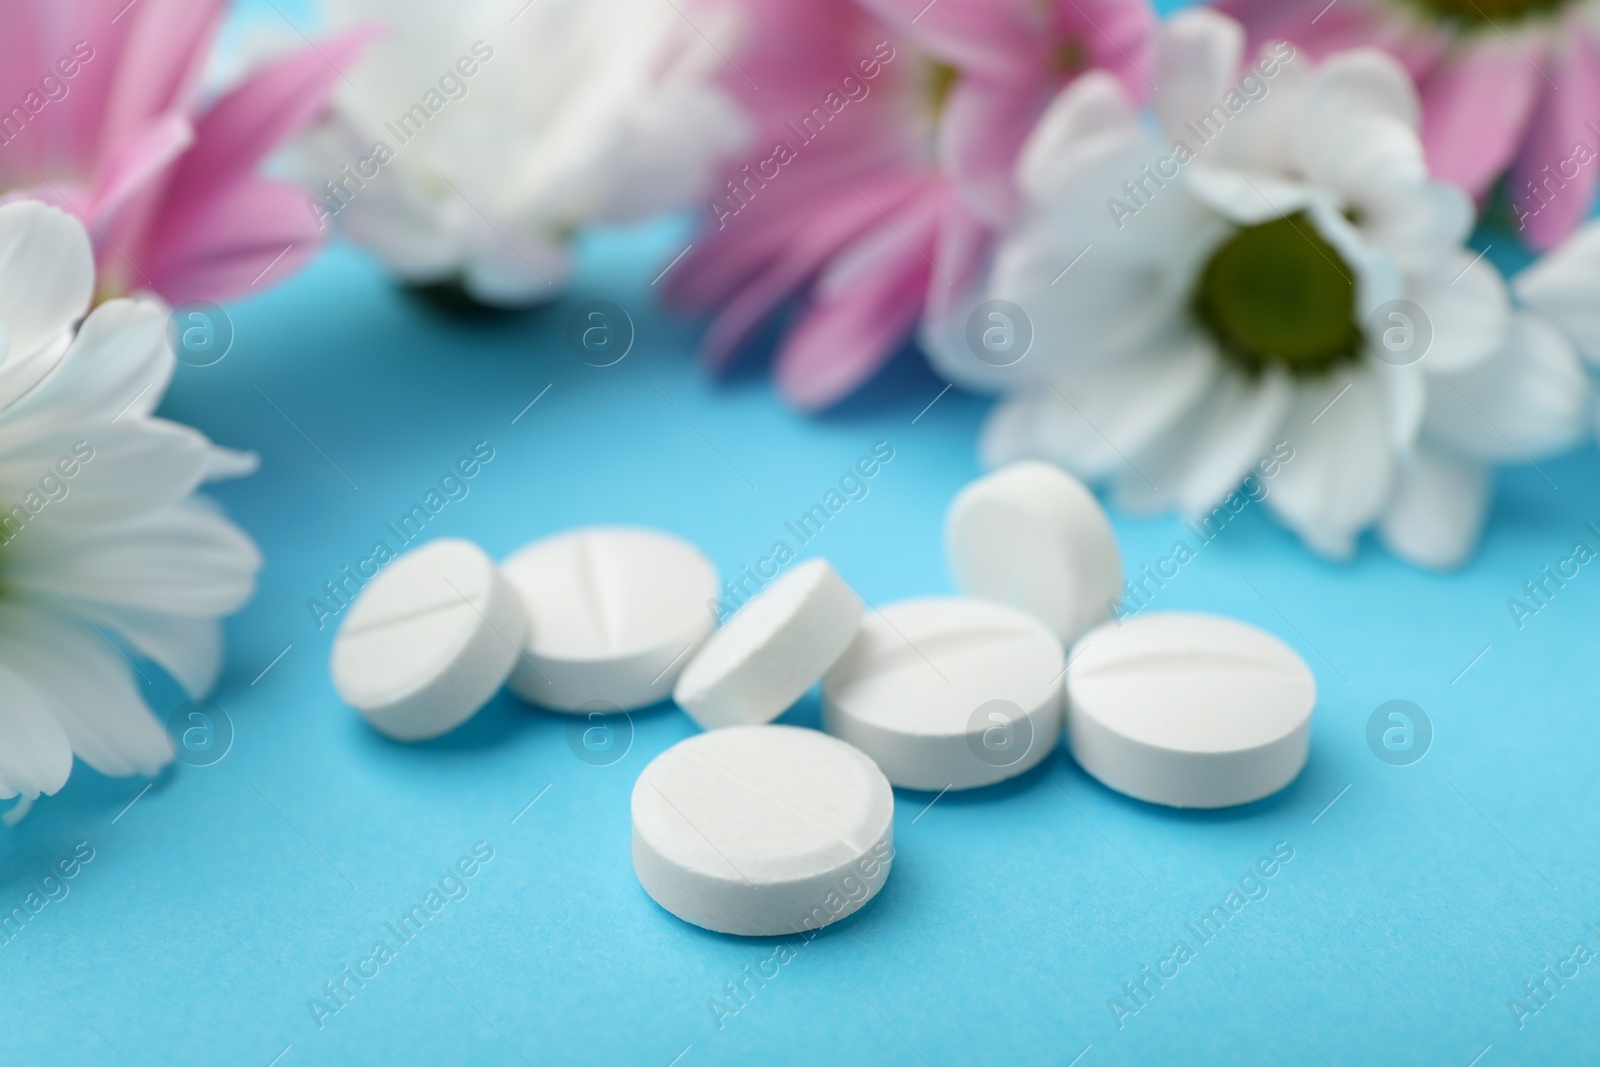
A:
1406;0;1571;25
1192;212;1362;377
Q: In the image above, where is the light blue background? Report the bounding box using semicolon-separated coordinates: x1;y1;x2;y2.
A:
3;1;1599;1064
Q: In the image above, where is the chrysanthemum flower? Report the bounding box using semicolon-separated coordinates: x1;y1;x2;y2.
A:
667;0;1154;411
298;0;749;307
1218;0;1600;249
0;202;261;812
930;10;1591;567
0;0;368;304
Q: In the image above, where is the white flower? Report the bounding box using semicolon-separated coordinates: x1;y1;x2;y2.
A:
0;202;262;813
299;0;750;306
926;10;1591;567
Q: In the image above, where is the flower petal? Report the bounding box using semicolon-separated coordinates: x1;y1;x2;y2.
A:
75;603;223;699
0;657;73;801
1152;10;1244;145
3;297;172;427
10;501;262;618
1514;220;1600;365
1115;366;1292;516
1266;368;1396;559
1419;35;1542;197
1404;250;1510;376
0;201;95;400
1378;446;1490;570
1423;311;1590;461
977;329;1217;480
0;604;172;777
1513;19;1600;250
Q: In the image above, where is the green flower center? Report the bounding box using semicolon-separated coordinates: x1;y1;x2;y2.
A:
923;60;959;120
1192;212;1362;377
1405;0;1571;25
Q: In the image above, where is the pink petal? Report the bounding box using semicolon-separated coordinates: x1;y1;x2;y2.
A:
1514;19;1600;250
86;113;193;230
98;0;227;159
142;178;322;304
697;174;929;367
854;0;1039;73
166;26;378;199
940;75;1053;225
1420;35;1544;197
774;202;941;410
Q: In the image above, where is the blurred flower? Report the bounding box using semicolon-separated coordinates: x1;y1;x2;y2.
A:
1217;0;1600;249
299;0;748;307
667;0;1154;411
936;10;1589;567
0;201;261;815
0;0;367;304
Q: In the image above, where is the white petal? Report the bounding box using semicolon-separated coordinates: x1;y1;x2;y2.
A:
993;144;1226;383
1514;219;1600;365
0;657;74;801
202;445;261;483
1018;72;1140;203
0;419;210;530
0;604;172;777
1378;446;1490;570
977;330;1218;479
1153;10;1245;145
1293;47;1419;147
1362;181;1475;272
1423;311;1591;461
0;201;94;410
11;502;262;617
1404;251;1510;375
1266;369;1397;558
1297;113;1426;218
1185;169;1317;226
75;604;224;699
4;298;173;427
1114;367;1292;515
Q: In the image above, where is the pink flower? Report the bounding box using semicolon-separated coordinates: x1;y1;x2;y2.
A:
0;0;371;304
668;0;1155;411
1217;0;1600;249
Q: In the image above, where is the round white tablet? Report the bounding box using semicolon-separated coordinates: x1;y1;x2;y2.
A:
330;538;525;741
946;460;1122;644
502;526;718;712
1066;612;1315;808
631;725;894;936
674;559;864;730
822;597;1064;791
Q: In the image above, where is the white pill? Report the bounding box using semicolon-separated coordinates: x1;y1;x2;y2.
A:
502;526;718;712
632;725;894;936
946;460;1122;644
330;538;525;741
822;597;1064;791
1066;612;1315;808
674;559;864;730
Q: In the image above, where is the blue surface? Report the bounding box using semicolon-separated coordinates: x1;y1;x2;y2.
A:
5;3;1600;1065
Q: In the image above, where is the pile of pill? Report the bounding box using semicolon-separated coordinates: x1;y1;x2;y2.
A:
330;460;1315;936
